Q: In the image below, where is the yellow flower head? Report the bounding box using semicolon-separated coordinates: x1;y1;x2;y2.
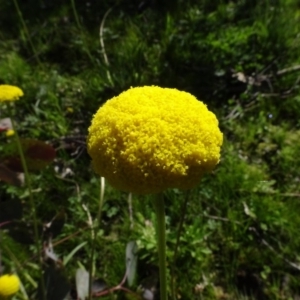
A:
0;274;20;298
87;86;223;194
0;85;24;102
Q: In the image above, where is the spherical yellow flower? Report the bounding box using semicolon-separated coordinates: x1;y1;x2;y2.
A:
0;85;24;102
0;274;20;298
87;86;223;194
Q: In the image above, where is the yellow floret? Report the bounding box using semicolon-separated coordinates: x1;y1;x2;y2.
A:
0;85;24;102
87;86;223;194
0;274;20;298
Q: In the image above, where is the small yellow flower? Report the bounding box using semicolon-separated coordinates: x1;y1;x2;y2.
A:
5;129;15;137
0;274;20;298
0;85;24;102
87;86;223;194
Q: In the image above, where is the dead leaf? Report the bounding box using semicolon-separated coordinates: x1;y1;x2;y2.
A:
0;164;24;186
1;139;56;172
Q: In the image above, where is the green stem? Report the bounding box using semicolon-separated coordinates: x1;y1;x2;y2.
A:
0;230;2;276
152;193;168;300
170;191;190;300
8;108;46;300
12;0;41;66
70;0;94;64
3;245;30;299
88;177;105;300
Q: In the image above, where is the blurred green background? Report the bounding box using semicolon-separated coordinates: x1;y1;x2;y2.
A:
1;0;300;299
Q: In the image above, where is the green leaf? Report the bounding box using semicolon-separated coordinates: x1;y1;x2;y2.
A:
63;242;87;266
76;268;89;300
126;241;138;287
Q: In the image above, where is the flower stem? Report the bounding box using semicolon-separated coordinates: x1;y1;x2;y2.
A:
88;177;105;300
0;230;3;275
170;190;190;300
8;108;46;300
152;193;168;300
